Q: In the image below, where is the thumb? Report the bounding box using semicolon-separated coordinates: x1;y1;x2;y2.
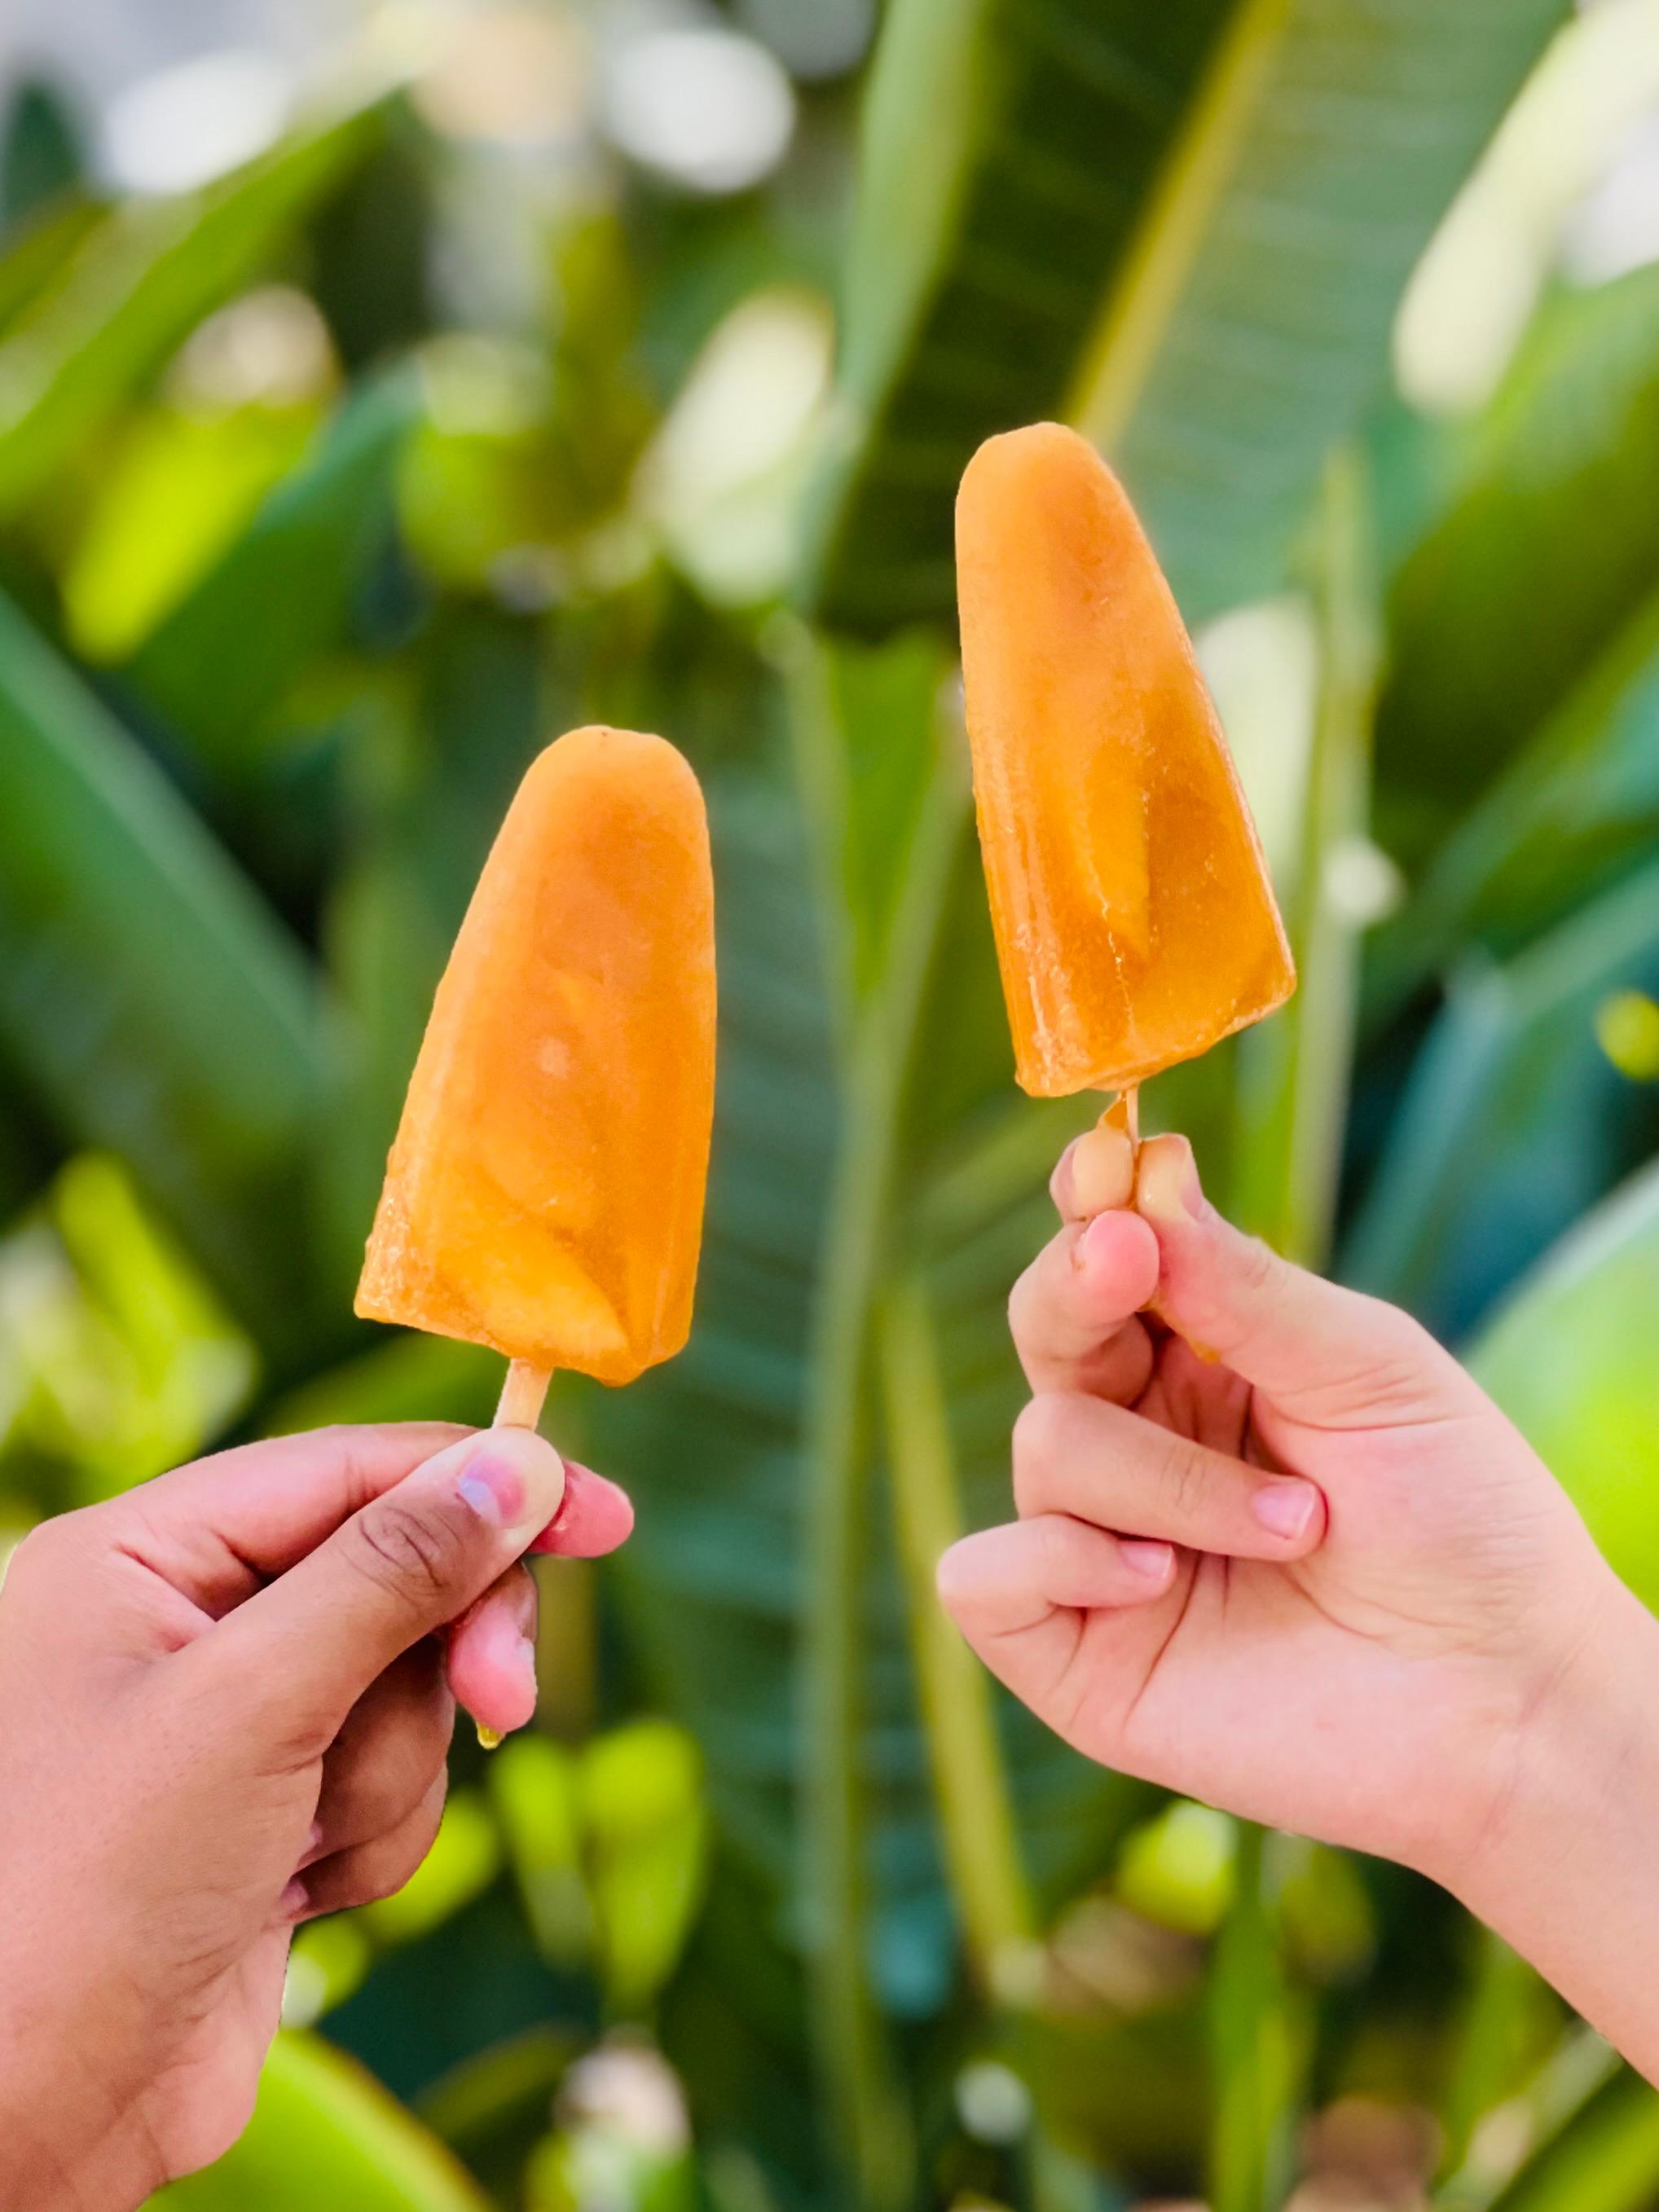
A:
196;1427;566;1754
1134;1134;1477;1429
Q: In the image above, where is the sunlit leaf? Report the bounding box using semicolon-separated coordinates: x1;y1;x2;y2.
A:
128;368;418;766
1470;1156;1659;1612
0;103;384;519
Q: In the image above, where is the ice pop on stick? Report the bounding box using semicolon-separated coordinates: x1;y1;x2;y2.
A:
956;422;1294;1100
356;725;716;1423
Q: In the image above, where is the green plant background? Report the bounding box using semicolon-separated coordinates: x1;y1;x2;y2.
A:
2;2;1658;2207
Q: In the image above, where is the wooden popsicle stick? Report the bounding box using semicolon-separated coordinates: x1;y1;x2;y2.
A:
476;1357;557;1752
495;1357;552;1431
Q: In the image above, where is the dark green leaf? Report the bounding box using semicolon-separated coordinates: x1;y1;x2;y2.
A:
0;589;325;1355
127;370;419;767
807;0;1565;632
1343;861;1659;1340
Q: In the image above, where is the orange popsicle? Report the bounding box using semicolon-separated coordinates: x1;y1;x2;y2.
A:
356;724;716;1390
956;423;1294;1098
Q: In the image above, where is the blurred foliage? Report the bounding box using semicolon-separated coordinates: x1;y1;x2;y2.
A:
0;2;1657;2209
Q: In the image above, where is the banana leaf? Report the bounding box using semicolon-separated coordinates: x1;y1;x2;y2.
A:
147;2030;486;2210
0;590;327;1360
1371;584;1659;1024
0;101;385;518
1380;263;1659;850
127;369;420;768
1471;1155;1659;1612
807;0;1566;632
1344;860;1659;1342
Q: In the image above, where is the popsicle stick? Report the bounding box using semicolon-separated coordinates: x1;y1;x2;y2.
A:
495;1357;552;1431
476;1357;555;1753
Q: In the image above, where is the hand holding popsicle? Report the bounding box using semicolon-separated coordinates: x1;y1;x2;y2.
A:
356;723;717;1739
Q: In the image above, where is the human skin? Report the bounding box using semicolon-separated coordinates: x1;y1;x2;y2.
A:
937;1124;1659;2083
0;1422;632;2210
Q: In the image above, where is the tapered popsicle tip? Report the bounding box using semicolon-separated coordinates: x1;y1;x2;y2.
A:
521;723;706;815
957;421;1126;520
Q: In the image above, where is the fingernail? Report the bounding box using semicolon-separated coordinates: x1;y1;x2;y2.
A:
456;1450;525;1528
1072;1123;1137;1216
1136;1137;1204;1225
1120;1538;1175;1581
1252;1478;1318;1541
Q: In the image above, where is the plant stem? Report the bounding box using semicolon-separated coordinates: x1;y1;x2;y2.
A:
878;1271;1036;1990
800;739;968;2209
1234;444;1381;1268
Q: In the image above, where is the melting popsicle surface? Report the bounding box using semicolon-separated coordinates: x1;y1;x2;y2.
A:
956;422;1295;1097
356;724;716;1386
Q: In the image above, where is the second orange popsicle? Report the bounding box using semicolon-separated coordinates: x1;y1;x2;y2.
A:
956;423;1294;1098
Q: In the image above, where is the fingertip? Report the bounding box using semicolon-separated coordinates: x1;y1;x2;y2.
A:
1050;1138;1082;1220
447;1594;539;1735
528;1462;635;1558
1117;1537;1177;1590
1075;1207;1161;1313
1135;1133;1204;1229
1072;1122;1137;1216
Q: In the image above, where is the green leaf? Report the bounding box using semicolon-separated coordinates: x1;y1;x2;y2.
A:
0;590;327;1356
1344;860;1659;1343
127;370;419;765
146;2030;487;2210
63;398;319;663
1;77;86;228
1470;1156;1659;1612
1380;265;1659;848
1468;2067;1659;2212
0;102;385;519
807;0;1565;632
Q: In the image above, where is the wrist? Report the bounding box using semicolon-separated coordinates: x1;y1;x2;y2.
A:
1445;1576;1659;2078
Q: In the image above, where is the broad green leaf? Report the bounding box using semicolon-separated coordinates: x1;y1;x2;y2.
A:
807;0;1565;631
1344;860;1659;1343
1380;264;1659;847
127;370;419;765
0;103;384;518
1371;583;1659;1023
147;2030;487;2210
0;590;326;1356
63;398;319;662
1470;1156;1659;1612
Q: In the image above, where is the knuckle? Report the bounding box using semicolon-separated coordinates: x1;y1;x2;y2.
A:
348;1499;464;1607
1011;1394;1067;1506
1154;1430;1213;1524
1235;1234;1283;1302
